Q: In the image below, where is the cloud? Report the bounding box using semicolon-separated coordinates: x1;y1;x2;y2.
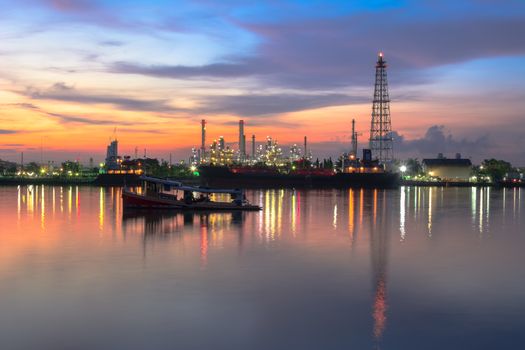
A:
99;40;125;47
255;125;493;161
111;58;275;79
110;128;166;134
46;112;128;125
219;119;296;128
196;93;368;116
12;101;141;126
43;0;94;12
0;129;20;134
31;0;137;31
392;125;491;158
24;82;176;112
6;103;40;109
109;11;525;90
0;143;26;147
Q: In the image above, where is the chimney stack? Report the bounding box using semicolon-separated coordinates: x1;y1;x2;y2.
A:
200;119;206;162
239;120;245;162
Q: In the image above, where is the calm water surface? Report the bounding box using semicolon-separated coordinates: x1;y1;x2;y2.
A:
0;186;524;349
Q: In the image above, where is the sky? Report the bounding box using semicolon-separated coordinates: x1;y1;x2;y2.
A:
0;0;524;165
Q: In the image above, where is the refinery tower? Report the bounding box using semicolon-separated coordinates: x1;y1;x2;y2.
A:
369;52;394;163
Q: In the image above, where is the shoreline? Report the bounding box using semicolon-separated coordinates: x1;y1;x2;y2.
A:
2;177;523;188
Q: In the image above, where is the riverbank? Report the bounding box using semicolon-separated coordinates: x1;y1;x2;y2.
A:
2;176;523;188
0;175;201;186
0;176;96;185
400;179;525;187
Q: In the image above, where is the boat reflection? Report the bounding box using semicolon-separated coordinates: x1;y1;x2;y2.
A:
122;210;246;267
122;210;244;236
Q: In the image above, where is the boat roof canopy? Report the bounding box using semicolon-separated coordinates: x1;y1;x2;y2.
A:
141;176;243;194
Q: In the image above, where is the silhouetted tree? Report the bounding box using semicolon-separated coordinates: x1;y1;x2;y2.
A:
480;159;512;182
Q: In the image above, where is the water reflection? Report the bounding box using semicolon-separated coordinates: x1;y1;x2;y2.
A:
348;189;355;244
370;187;389;343
399;186;406;241
428;187;433;237
3;185;525;349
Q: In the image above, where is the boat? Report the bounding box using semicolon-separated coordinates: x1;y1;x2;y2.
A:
198;165;399;189
122;176;262;211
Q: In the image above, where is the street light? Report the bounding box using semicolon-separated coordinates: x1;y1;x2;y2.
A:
400;165;407;173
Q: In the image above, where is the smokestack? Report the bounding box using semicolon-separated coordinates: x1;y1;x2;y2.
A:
251;134;256;161
351;119;357;156
304;136;307;158
243;135;246;159
201;119;206;161
239;120;245;161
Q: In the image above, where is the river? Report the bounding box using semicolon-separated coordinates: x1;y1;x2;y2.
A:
0;185;524;349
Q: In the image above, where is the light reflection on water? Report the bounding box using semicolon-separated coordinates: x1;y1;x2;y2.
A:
1;185;525;349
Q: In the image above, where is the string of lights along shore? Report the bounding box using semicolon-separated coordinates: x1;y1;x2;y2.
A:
191;52;394;167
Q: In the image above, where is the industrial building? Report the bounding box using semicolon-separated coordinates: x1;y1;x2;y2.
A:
422;154;472;181
194;53;394;169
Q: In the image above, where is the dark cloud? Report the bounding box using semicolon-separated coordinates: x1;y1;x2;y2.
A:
109;12;525;89
392;125;491;158
197;93;368;116
0;129;20;134
220;119;296;128
3;103;39;110
111;58;275;79
25;83;175;112
11;101;141;126
258;126;493;162
46;112;128;125
99;40;125;47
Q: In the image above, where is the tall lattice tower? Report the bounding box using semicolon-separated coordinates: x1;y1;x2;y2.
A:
369;52;393;163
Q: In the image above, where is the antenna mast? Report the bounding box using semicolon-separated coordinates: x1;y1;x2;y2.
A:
369;52;393;163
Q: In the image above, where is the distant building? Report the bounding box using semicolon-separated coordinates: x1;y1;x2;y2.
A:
342;149;383;174
422;153;472;181
105;139;119;170
102;140;143;175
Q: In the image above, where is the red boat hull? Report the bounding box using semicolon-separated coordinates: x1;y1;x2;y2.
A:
122;190;261;211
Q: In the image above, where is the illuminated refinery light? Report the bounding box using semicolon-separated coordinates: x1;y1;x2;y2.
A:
400;165;407;173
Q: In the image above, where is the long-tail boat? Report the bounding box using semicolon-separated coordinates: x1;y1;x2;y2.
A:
122;176;261;211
